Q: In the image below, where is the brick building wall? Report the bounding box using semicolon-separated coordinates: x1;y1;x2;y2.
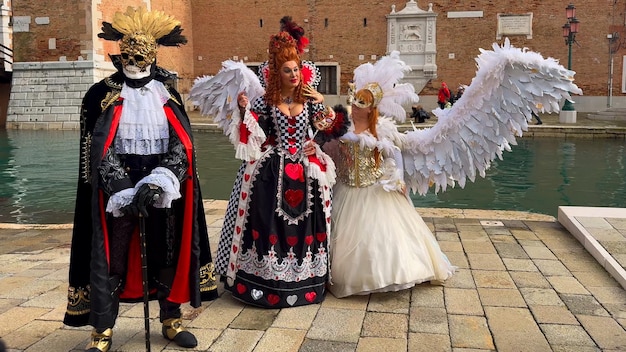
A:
6;0;626;129
191;0;623;99
427;1;616;97
11;0;85;62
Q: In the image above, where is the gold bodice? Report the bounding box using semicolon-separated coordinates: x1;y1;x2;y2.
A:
336;140;383;187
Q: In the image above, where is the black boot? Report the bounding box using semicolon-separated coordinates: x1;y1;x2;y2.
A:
86;328;112;352
158;268;197;348
162;317;197;348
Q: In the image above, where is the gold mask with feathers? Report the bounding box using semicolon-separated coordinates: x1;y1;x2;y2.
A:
99;6;187;71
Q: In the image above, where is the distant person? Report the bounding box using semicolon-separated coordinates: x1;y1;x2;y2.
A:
437;82;451;109
455;85;465;102
411;104;430;123
532;111;543;125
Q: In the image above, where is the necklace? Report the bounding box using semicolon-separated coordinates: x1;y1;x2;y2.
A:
282;96;293;105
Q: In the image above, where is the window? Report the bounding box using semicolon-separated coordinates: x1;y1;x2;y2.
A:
316;64;338;95
165;72;178;90
247;64;261;76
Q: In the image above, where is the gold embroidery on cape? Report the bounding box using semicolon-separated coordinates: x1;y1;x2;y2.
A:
199;262;218;292
66;285;91;316
81;132;92;183
101;91;121;111
169;94;181;106
165;85;181;106
104;76;122;90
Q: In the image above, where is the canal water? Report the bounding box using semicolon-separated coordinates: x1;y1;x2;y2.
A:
0;129;625;224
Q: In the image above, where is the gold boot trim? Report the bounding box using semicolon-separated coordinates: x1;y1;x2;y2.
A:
87;328;112;352
162;318;185;340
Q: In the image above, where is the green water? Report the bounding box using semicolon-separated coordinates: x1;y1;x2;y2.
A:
0;129;624;224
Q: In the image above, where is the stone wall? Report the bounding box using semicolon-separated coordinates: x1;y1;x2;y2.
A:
6;60;115;130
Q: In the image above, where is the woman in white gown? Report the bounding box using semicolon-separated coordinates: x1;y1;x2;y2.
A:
323;39;584;297
324;83;456;298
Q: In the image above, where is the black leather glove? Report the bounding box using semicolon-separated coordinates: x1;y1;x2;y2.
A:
121;202;140;217
130;183;163;217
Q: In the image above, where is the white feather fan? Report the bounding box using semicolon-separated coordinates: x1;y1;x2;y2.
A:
189;60;265;134
403;38;583;196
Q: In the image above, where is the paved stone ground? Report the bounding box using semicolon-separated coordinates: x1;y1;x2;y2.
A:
1;116;625;351
0;201;625;352
559;207;626;291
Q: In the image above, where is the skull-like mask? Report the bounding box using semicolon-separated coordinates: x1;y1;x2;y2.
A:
119;33;157;79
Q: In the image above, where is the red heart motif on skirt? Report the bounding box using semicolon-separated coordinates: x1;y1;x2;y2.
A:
230;263;235;271
288;138;297;144
244;174;250;182
241;191;248;200
304;291;317;302
286;236;298;247
305;235;313;245
267;294;280;305
269;234;278;245
236;283;246;294
232;244;238;253
287;127;296;134
252;229;259;240
316;232;327;242
284;189;304;208
239;209;244;217
288;147;298;155
285;163;304;181
236;226;241;234
325;200;330;207
326;217;331;223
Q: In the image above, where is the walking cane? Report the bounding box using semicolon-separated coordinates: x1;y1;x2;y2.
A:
138;214;151;352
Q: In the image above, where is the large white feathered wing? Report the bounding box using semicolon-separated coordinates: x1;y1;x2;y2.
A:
403;38;583;196
189;60;265;134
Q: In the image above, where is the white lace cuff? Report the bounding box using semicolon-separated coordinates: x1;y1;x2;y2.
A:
106;188;135;217
233;107;267;161
105;167;182;217
304;143;337;188
136;167;181;208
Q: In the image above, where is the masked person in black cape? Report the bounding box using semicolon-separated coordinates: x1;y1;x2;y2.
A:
62;6;218;351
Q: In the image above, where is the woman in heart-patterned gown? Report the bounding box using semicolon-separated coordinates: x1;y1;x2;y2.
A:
213;17;347;308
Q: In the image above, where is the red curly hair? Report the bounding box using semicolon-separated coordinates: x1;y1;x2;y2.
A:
354;88;381;167
265;28;306;106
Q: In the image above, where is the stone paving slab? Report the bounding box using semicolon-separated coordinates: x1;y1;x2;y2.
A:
558;206;626;290
0;203;624;351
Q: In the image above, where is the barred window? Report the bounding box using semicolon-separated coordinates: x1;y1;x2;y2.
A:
316;64;338;95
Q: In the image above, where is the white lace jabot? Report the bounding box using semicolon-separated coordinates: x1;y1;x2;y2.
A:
115;80;171;155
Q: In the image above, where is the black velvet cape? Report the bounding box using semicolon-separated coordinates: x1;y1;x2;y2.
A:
63;65;218;327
